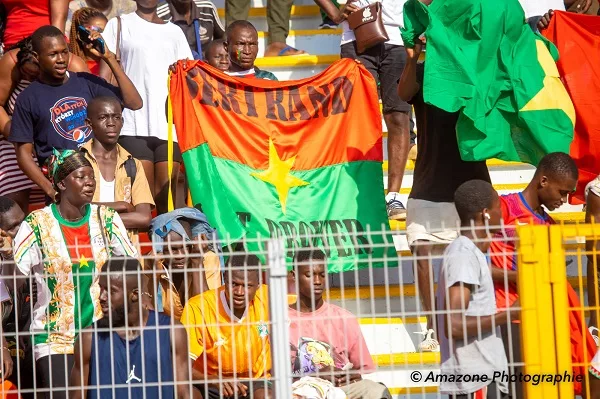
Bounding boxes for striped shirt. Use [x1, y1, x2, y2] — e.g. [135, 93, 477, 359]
[180, 285, 271, 378]
[157, 0, 224, 54]
[0, 80, 38, 197]
[13, 204, 137, 360]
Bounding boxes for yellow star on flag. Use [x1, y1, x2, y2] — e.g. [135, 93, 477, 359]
[251, 139, 309, 214]
[520, 40, 575, 125]
[79, 255, 90, 269]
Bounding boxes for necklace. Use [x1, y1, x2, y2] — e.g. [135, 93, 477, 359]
[57, 205, 84, 222]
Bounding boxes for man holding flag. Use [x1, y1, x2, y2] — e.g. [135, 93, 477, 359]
[169, 55, 396, 271]
[397, 35, 491, 352]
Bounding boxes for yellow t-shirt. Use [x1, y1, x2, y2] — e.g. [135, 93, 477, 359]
[180, 285, 271, 379]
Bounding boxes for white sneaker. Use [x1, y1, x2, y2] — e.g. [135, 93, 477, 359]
[415, 329, 440, 352]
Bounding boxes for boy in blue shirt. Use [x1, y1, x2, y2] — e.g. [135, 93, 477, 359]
[9, 25, 142, 202]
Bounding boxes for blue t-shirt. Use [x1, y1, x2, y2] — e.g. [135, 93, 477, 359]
[9, 72, 120, 163]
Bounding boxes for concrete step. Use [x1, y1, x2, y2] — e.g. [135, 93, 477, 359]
[365, 369, 440, 395]
[374, 352, 440, 369]
[389, 211, 586, 232]
[392, 388, 439, 399]
[256, 29, 342, 56]
[255, 54, 336, 80]
[393, 165, 536, 191]
[217, 5, 326, 31]
[362, 320, 442, 394]
[359, 317, 429, 354]
[388, 158, 532, 173]
[391, 209, 585, 254]
[327, 278, 590, 316]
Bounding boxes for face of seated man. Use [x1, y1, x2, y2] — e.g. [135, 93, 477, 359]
[296, 261, 327, 308]
[224, 269, 260, 318]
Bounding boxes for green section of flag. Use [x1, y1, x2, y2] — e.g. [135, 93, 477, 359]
[401, 0, 574, 165]
[183, 144, 397, 272]
[73, 264, 96, 333]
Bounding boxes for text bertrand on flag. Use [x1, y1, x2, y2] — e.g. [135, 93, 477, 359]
[189, 68, 354, 121]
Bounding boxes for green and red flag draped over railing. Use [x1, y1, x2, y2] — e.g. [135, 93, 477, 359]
[169, 59, 397, 271]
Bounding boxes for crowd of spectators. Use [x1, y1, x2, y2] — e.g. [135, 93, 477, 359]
[0, 0, 599, 398]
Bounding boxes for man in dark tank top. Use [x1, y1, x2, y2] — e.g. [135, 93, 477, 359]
[69, 257, 201, 399]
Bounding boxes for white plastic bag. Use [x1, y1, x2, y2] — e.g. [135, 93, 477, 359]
[292, 376, 347, 399]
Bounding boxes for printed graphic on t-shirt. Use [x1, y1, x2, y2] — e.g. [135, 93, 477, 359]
[50, 96, 91, 143]
[198, 25, 208, 41]
[290, 337, 350, 376]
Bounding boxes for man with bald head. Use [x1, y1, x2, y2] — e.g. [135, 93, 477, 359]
[224, 20, 278, 80]
[80, 96, 154, 235]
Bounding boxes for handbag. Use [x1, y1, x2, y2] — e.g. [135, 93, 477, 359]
[347, 2, 389, 54]
[108, 16, 122, 86]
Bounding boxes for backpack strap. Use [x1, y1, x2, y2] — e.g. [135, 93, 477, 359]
[124, 157, 137, 183]
[193, 19, 203, 60]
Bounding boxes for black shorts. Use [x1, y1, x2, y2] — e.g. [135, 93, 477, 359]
[340, 42, 411, 114]
[36, 354, 74, 399]
[118, 136, 183, 164]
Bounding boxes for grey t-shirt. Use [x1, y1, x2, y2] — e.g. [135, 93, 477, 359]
[436, 236, 508, 395]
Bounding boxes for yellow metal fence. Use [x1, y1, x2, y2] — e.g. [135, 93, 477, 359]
[517, 224, 599, 398]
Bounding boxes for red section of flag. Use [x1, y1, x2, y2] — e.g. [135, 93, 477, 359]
[567, 283, 597, 395]
[543, 11, 600, 204]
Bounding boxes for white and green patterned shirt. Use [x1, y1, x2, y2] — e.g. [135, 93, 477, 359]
[13, 204, 137, 360]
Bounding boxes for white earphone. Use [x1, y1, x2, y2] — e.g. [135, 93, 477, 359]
[484, 213, 491, 220]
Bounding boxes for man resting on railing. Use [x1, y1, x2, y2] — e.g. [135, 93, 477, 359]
[70, 257, 199, 399]
[288, 249, 392, 399]
[180, 253, 273, 399]
[490, 152, 597, 397]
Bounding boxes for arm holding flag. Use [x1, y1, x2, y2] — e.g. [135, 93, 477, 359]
[400, 0, 430, 48]
[397, 42, 423, 102]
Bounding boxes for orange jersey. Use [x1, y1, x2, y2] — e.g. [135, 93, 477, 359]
[180, 285, 271, 379]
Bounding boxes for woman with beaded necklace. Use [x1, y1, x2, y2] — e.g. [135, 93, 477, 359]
[11, 149, 137, 398]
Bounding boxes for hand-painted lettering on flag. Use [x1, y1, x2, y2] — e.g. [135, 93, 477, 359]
[236, 212, 371, 258]
[187, 68, 354, 121]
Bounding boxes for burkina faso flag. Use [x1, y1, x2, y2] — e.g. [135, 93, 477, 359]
[169, 59, 397, 271]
